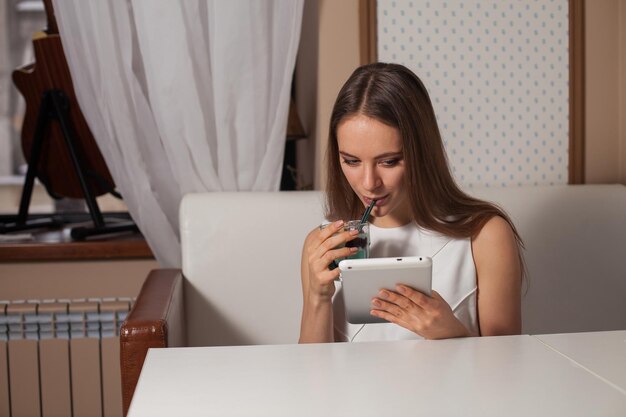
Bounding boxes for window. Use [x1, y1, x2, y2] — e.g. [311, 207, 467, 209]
[0, 0, 127, 216]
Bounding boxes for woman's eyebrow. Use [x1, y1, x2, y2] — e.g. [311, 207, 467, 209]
[339, 151, 403, 159]
[339, 151, 358, 158]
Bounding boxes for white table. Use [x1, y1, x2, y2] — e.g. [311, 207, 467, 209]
[128, 333, 626, 417]
[534, 330, 626, 394]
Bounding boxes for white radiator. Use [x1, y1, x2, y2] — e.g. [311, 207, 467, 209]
[0, 298, 132, 417]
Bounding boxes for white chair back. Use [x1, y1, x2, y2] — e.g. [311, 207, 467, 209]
[470, 185, 626, 334]
[180, 185, 626, 346]
[180, 191, 325, 346]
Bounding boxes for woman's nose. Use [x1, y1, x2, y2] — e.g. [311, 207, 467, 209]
[363, 165, 381, 191]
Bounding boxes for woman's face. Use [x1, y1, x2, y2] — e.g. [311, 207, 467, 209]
[336, 114, 411, 227]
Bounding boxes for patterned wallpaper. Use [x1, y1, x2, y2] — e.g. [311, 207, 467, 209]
[377, 0, 570, 187]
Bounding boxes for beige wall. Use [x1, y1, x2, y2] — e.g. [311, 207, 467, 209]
[297, 0, 361, 190]
[302, 0, 626, 187]
[0, 259, 157, 300]
[314, 0, 361, 190]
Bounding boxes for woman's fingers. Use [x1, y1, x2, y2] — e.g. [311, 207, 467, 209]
[319, 229, 359, 253]
[395, 285, 432, 308]
[309, 245, 355, 280]
[371, 297, 409, 318]
[311, 224, 359, 270]
[306, 219, 361, 300]
[370, 308, 411, 327]
[316, 267, 341, 285]
[319, 246, 357, 268]
[317, 220, 345, 244]
[377, 288, 424, 311]
[370, 289, 426, 329]
[429, 290, 445, 301]
[308, 246, 356, 299]
[316, 220, 360, 250]
[371, 287, 468, 339]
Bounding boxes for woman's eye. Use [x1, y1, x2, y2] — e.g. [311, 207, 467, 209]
[342, 159, 360, 166]
[380, 159, 400, 167]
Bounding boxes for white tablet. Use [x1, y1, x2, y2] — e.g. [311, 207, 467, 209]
[338, 256, 432, 324]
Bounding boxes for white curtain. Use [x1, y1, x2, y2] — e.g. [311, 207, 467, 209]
[52, 0, 304, 267]
[0, 0, 11, 176]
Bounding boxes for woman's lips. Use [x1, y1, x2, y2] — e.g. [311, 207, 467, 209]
[364, 195, 387, 206]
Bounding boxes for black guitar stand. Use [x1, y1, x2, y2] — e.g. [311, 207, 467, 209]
[0, 89, 139, 240]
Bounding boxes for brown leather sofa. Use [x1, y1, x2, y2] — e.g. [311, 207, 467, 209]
[120, 270, 185, 416]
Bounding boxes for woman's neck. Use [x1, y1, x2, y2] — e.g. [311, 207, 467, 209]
[370, 215, 412, 228]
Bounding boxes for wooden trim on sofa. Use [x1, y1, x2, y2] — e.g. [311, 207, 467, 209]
[120, 269, 185, 416]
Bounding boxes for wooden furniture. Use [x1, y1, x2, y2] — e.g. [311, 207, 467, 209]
[0, 227, 152, 261]
[126, 332, 626, 417]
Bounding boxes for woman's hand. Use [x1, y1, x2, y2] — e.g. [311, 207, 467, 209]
[304, 220, 359, 301]
[370, 286, 469, 340]
[299, 220, 359, 343]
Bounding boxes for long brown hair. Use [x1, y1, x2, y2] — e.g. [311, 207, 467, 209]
[325, 63, 525, 267]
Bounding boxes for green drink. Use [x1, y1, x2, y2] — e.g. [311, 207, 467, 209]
[343, 220, 369, 259]
[320, 220, 370, 269]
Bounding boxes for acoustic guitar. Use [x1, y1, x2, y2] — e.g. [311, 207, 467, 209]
[4, 0, 138, 239]
[12, 0, 115, 200]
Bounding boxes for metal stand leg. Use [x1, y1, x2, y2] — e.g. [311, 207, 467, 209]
[0, 89, 139, 239]
[47, 90, 138, 240]
[0, 91, 62, 233]
[49, 90, 105, 227]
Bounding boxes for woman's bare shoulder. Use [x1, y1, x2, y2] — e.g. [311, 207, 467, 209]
[473, 215, 516, 247]
[471, 215, 520, 275]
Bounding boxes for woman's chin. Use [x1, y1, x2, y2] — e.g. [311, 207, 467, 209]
[371, 206, 388, 219]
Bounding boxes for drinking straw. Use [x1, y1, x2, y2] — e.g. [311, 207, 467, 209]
[359, 199, 377, 228]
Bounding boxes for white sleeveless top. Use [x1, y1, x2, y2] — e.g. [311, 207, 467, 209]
[333, 222, 479, 342]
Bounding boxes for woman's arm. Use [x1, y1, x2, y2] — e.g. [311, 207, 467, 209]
[471, 216, 522, 336]
[299, 221, 358, 343]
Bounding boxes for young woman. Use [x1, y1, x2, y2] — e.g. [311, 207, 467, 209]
[299, 63, 524, 343]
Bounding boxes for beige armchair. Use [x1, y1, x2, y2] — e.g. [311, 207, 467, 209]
[120, 186, 626, 415]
